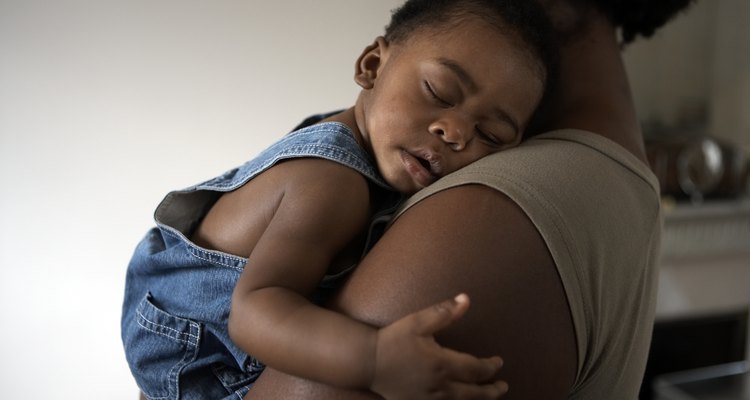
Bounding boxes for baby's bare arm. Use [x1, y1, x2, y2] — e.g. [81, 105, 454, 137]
[228, 158, 378, 388]
[228, 159, 505, 398]
[246, 185, 576, 399]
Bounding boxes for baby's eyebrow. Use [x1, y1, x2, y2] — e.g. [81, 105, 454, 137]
[436, 57, 519, 134]
[436, 57, 477, 92]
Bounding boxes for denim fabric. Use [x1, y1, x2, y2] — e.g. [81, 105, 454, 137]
[121, 117, 398, 400]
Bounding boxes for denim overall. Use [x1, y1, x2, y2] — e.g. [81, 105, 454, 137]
[121, 117, 398, 400]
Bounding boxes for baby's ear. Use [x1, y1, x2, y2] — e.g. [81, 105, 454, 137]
[354, 37, 389, 89]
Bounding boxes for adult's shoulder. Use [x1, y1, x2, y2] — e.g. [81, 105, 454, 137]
[245, 167, 580, 400]
[386, 128, 663, 397]
[396, 128, 660, 225]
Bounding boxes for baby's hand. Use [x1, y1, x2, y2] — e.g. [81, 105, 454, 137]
[370, 294, 508, 400]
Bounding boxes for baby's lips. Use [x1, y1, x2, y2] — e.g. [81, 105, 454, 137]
[419, 149, 445, 177]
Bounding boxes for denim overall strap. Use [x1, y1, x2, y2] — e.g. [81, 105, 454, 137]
[154, 121, 390, 242]
[197, 121, 387, 192]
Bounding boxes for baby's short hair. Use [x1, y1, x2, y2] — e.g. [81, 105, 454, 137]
[384, 0, 557, 87]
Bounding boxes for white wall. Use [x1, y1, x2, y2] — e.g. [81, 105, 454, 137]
[0, 1, 402, 398]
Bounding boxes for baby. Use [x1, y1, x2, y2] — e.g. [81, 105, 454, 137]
[121, 0, 555, 399]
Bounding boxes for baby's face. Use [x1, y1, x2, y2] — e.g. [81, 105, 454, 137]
[357, 15, 544, 194]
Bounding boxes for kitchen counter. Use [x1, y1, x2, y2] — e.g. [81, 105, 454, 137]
[655, 361, 750, 400]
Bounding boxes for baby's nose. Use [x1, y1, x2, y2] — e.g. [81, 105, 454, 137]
[429, 115, 473, 151]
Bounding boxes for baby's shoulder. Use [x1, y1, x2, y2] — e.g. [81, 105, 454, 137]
[263, 157, 372, 214]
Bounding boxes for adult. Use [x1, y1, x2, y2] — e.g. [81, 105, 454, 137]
[246, 0, 695, 398]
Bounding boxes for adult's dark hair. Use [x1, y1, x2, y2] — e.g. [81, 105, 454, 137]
[385, 0, 556, 88]
[594, 0, 697, 43]
[552, 0, 695, 44]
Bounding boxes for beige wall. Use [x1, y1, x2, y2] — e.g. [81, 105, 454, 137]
[623, 1, 717, 131]
[624, 0, 750, 153]
[709, 0, 750, 152]
[0, 1, 403, 398]
[622, 0, 750, 356]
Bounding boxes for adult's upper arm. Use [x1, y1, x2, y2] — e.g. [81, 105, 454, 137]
[247, 184, 577, 399]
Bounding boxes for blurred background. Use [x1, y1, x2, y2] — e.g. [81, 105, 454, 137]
[0, 1, 748, 399]
[622, 2, 750, 398]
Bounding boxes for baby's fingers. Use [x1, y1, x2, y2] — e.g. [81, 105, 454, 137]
[407, 293, 472, 336]
[441, 380, 509, 399]
[443, 352, 504, 384]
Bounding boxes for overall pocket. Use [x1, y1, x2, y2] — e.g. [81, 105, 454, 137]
[123, 293, 201, 400]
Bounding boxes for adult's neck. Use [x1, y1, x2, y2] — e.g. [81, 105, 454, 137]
[540, 10, 647, 163]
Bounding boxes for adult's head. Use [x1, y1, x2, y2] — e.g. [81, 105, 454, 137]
[538, 0, 696, 44]
[594, 0, 697, 43]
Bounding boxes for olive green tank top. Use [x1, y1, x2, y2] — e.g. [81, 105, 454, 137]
[395, 129, 662, 399]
